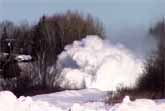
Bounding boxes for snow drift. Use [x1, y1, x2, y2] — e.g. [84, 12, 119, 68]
[33, 88, 108, 108]
[0, 90, 165, 111]
[0, 91, 63, 111]
[55, 35, 144, 91]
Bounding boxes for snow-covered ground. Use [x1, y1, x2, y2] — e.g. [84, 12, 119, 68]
[32, 88, 108, 109]
[0, 89, 165, 111]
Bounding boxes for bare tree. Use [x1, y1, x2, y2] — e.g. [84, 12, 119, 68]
[32, 16, 62, 88]
[138, 19, 165, 98]
[150, 19, 165, 97]
[49, 11, 105, 46]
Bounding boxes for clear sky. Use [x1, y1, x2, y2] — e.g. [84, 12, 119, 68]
[0, 0, 165, 25]
[0, 0, 165, 57]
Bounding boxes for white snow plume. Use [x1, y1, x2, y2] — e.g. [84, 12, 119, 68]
[55, 35, 144, 91]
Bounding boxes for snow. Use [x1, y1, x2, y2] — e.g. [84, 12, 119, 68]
[15, 55, 32, 61]
[33, 88, 108, 108]
[111, 96, 165, 111]
[0, 91, 63, 111]
[55, 35, 144, 91]
[0, 90, 165, 111]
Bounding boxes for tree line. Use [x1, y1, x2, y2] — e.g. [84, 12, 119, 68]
[0, 11, 105, 96]
[137, 19, 165, 98]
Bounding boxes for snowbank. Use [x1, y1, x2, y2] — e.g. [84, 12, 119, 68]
[0, 89, 107, 111]
[55, 35, 144, 91]
[110, 96, 165, 111]
[0, 91, 63, 111]
[0, 90, 165, 111]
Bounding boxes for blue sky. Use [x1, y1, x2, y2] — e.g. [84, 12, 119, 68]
[0, 0, 165, 57]
[0, 0, 164, 25]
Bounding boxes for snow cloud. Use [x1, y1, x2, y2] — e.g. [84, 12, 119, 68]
[55, 35, 144, 91]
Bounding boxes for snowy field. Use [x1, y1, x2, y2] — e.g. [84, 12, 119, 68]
[0, 89, 165, 111]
